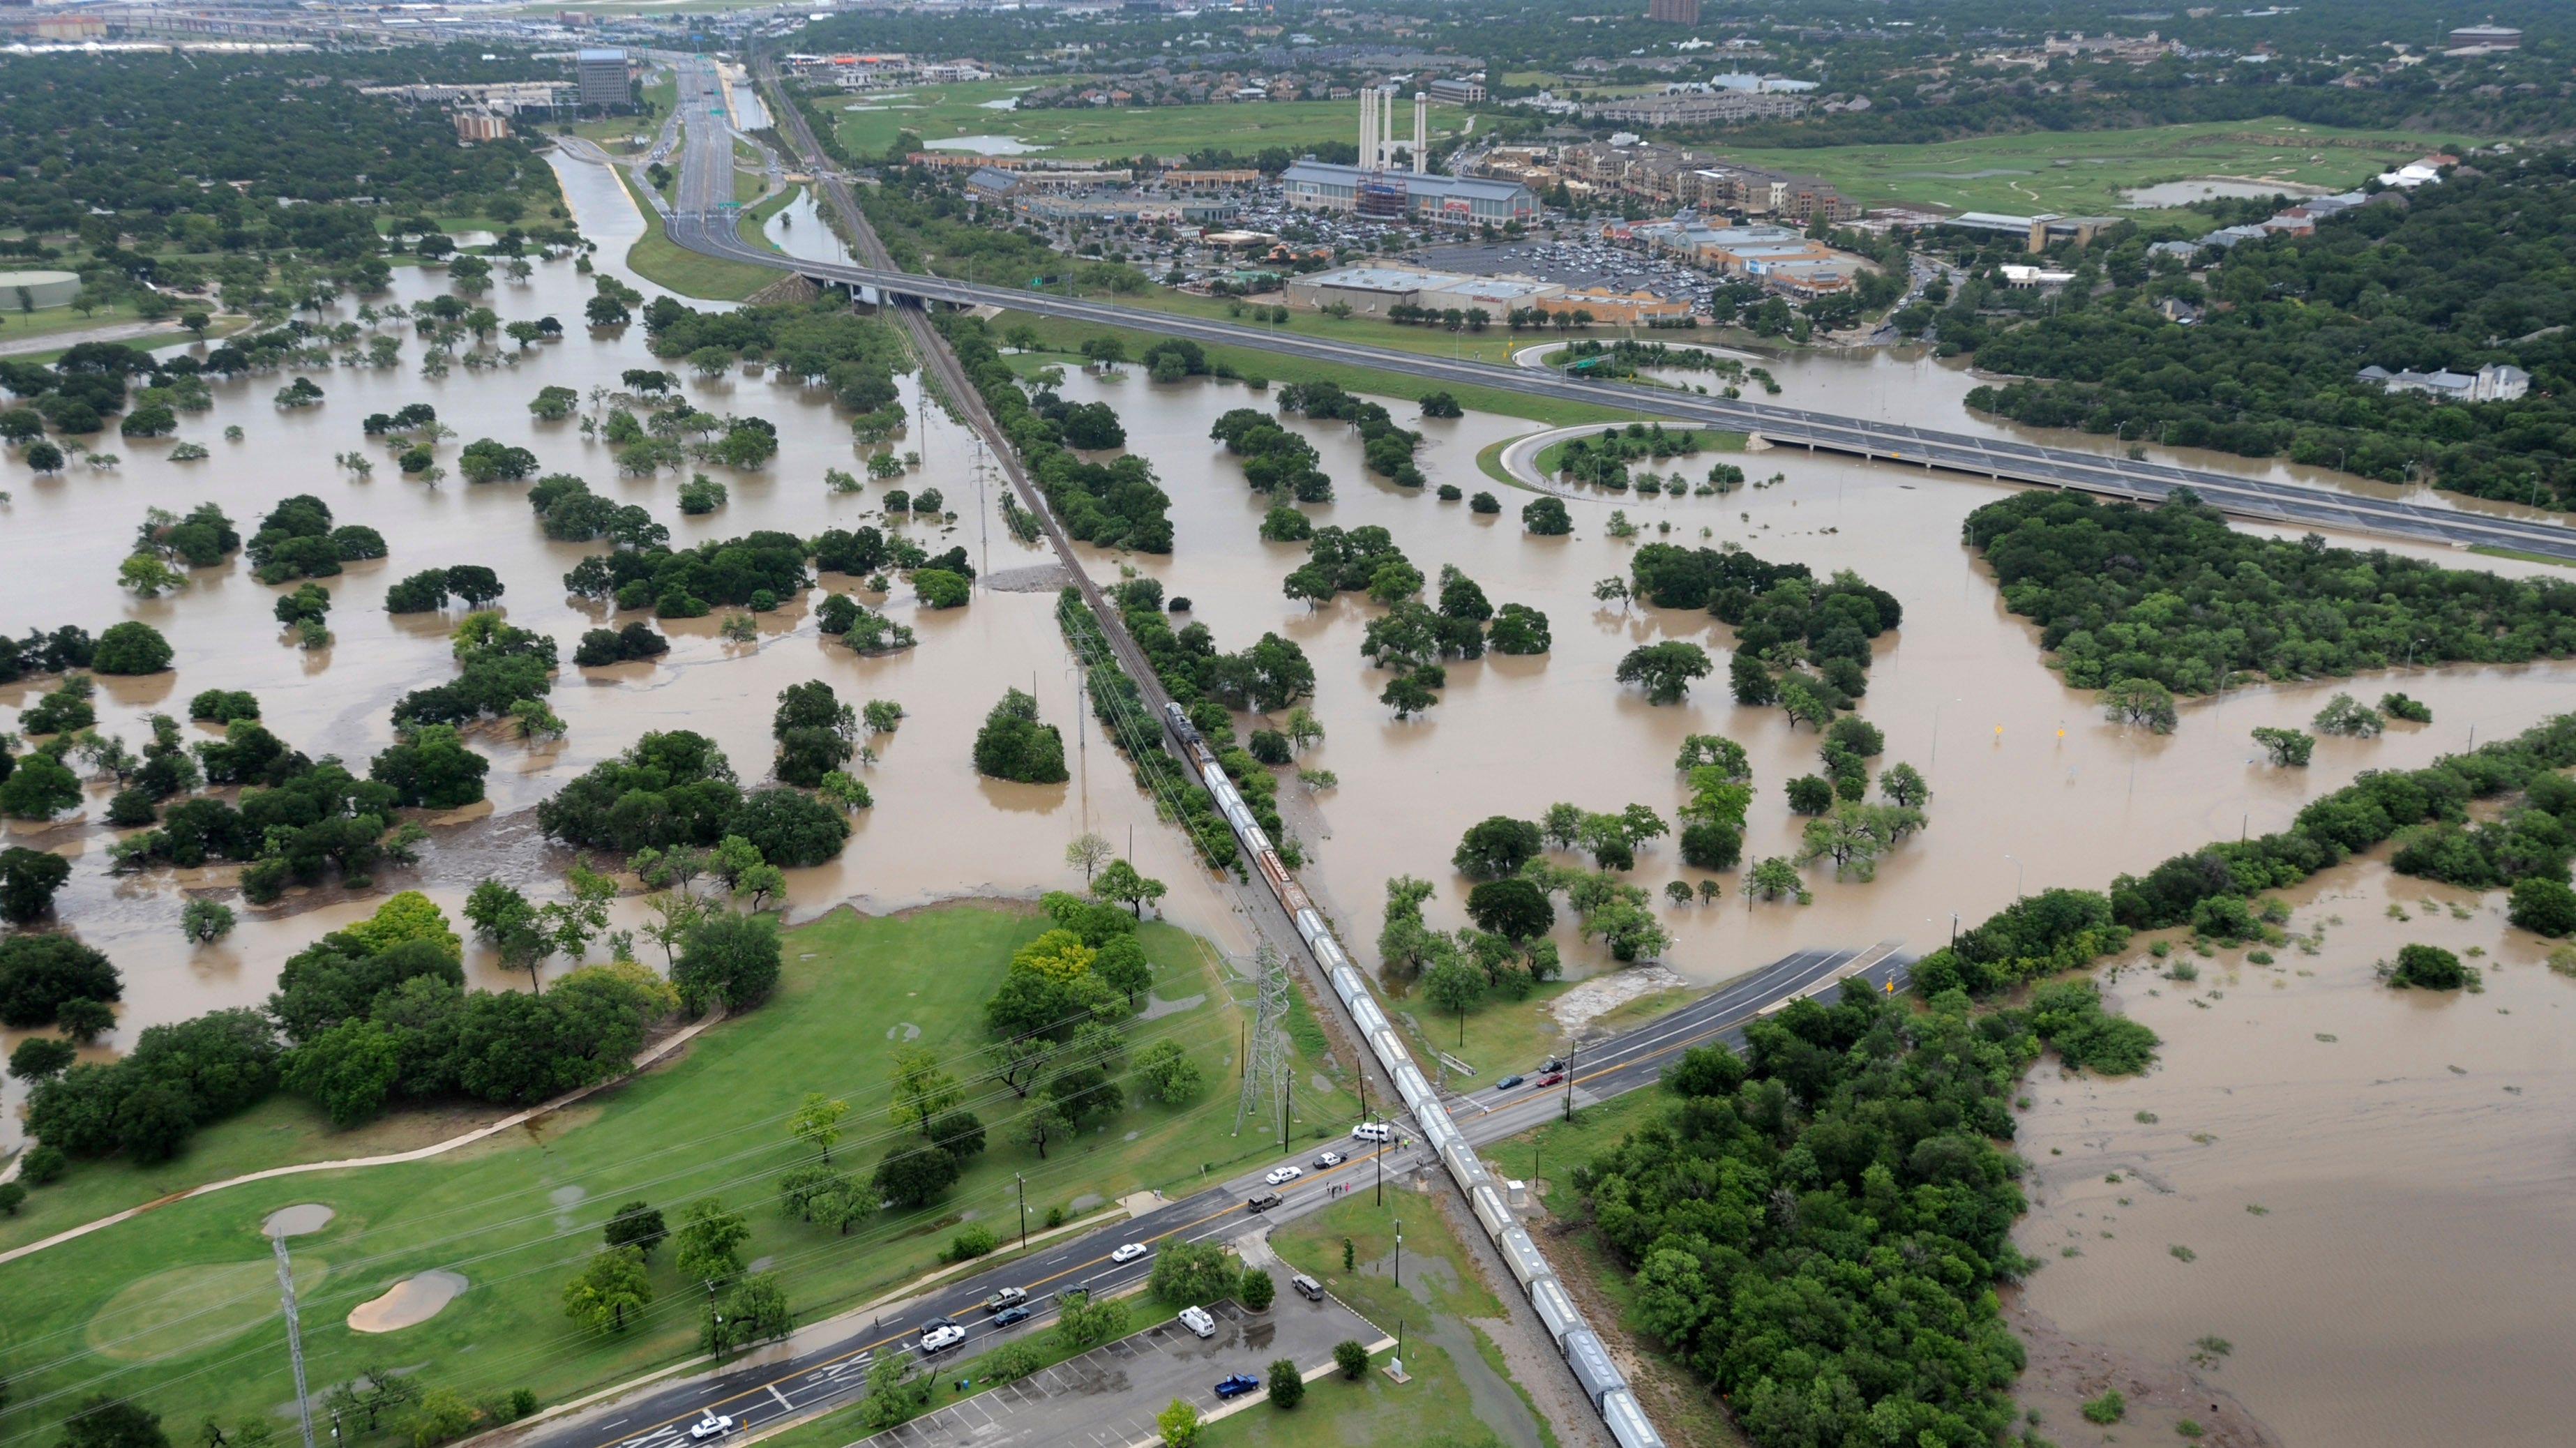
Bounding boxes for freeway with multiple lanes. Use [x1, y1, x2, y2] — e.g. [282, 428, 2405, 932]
[522, 946, 1905, 1448]
[637, 61, 2576, 562]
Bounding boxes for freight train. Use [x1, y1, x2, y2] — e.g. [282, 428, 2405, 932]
[1162, 703, 1666, 1448]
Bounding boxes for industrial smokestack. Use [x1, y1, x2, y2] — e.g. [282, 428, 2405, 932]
[1359, 88, 1375, 171]
[1413, 92, 1427, 174]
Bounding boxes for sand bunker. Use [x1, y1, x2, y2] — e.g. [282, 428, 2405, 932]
[347, 1271, 467, 1333]
[262, 1204, 336, 1237]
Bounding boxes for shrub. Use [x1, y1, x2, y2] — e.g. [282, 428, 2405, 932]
[947, 1223, 998, 1262]
[86, 621, 170, 674]
[2081, 1391, 2126, 1425]
[1267, 1358, 1304, 1409]
[1333, 1340, 1370, 1380]
[1240, 1267, 1274, 1311]
[2386, 943, 2469, 990]
[2508, 877, 2576, 937]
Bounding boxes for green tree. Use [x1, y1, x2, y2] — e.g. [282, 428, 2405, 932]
[2312, 692, 2386, 738]
[1879, 762, 1931, 807]
[1615, 641, 1713, 704]
[1150, 1237, 1240, 1305]
[1452, 815, 1542, 880]
[64, 1397, 172, 1448]
[0, 846, 70, 925]
[1154, 1398, 1200, 1448]
[972, 688, 1068, 783]
[1267, 1359, 1304, 1410]
[705, 1273, 792, 1353]
[2102, 677, 2178, 734]
[603, 1201, 666, 1258]
[672, 1198, 750, 1287]
[1424, 958, 1486, 1040]
[562, 1246, 654, 1334]
[1333, 1341, 1371, 1380]
[790, 1092, 849, 1161]
[2508, 877, 2576, 937]
[1743, 856, 1810, 905]
[1133, 1039, 1204, 1103]
[674, 911, 782, 1011]
[1092, 857, 1168, 918]
[1466, 877, 1553, 940]
[1240, 1267, 1276, 1311]
[887, 1041, 961, 1134]
[2252, 727, 2314, 766]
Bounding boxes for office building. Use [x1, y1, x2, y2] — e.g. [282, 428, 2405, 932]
[577, 49, 631, 110]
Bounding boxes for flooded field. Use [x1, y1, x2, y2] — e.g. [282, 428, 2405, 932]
[5, 146, 2573, 1445]
[2012, 856, 2576, 1447]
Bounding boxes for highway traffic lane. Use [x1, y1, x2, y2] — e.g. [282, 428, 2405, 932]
[657, 209, 2576, 557]
[546, 1145, 1426, 1448]
[859, 1297, 1378, 1448]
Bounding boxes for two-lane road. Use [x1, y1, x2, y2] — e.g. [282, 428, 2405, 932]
[522, 946, 1894, 1448]
[643, 74, 2576, 564]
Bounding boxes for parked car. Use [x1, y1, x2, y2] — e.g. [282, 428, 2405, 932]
[1291, 1273, 1325, 1302]
[1263, 1165, 1304, 1186]
[1177, 1305, 1217, 1338]
[1496, 1073, 1526, 1090]
[981, 1287, 1028, 1313]
[1351, 1121, 1394, 1142]
[1312, 1151, 1344, 1168]
[1246, 1191, 1283, 1213]
[1110, 1242, 1151, 1264]
[992, 1304, 1033, 1329]
[1214, 1374, 1263, 1399]
[919, 1324, 967, 1354]
[686, 1417, 735, 1441]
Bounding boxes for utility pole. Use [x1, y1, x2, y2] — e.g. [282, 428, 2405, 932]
[1016, 1173, 1027, 1251]
[1562, 1038, 1576, 1122]
[271, 1229, 318, 1448]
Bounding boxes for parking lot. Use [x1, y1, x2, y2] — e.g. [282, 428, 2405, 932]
[856, 1295, 1385, 1448]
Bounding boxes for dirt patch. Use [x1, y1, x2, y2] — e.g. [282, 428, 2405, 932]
[2003, 1287, 2280, 1447]
[1548, 966, 1689, 1037]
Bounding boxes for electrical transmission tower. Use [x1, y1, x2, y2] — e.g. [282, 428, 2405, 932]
[271, 1228, 318, 1448]
[1234, 944, 1292, 1142]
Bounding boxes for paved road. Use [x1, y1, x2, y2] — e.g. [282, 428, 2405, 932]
[523, 944, 1892, 1448]
[652, 69, 2576, 562]
[861, 1297, 1376, 1448]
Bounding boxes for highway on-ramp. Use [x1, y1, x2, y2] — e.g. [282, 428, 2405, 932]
[640, 71, 2576, 564]
[520, 946, 1900, 1448]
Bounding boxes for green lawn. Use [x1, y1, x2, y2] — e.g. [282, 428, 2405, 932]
[1219, 1190, 1531, 1448]
[996, 309, 1641, 430]
[613, 166, 783, 301]
[821, 85, 1452, 167]
[0, 903, 1360, 1440]
[1711, 119, 2473, 219]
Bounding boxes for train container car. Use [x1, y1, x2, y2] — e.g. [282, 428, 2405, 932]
[1528, 1274, 1580, 1348]
[1602, 1389, 1668, 1448]
[1563, 1327, 1625, 1410]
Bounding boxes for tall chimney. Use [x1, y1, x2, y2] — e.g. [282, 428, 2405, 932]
[1413, 92, 1428, 174]
[1381, 87, 1394, 169]
[1357, 89, 1373, 171]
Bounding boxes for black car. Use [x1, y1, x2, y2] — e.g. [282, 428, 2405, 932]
[992, 1304, 1033, 1328]
[1214, 1374, 1263, 1399]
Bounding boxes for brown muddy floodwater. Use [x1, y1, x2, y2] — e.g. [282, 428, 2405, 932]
[6, 150, 2573, 1438]
[2011, 854, 2576, 1447]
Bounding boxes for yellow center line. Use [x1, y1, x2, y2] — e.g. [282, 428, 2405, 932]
[628, 1148, 1396, 1437]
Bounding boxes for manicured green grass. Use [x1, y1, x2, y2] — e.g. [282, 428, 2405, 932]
[822, 85, 1457, 167]
[1270, 1189, 1502, 1329]
[1197, 1336, 1479, 1448]
[2471, 545, 2576, 568]
[1711, 119, 2471, 219]
[995, 309, 1639, 430]
[614, 167, 783, 301]
[0, 903, 1354, 1439]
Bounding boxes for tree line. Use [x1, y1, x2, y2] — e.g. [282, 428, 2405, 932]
[1945, 156, 2576, 511]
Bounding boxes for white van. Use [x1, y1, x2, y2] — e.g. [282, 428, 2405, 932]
[1350, 1121, 1394, 1143]
[1177, 1305, 1216, 1338]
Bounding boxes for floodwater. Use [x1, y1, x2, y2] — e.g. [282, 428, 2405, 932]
[2122, 179, 2332, 207]
[345, 1269, 468, 1332]
[2, 143, 2570, 1440]
[2012, 854, 2576, 1447]
[923, 135, 1049, 156]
